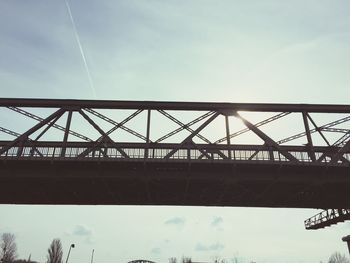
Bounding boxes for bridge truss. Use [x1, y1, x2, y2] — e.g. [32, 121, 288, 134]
[0, 98, 349, 227]
[305, 209, 350, 230]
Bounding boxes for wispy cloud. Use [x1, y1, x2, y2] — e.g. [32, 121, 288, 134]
[195, 242, 225, 252]
[211, 216, 223, 227]
[165, 217, 186, 226]
[151, 247, 162, 255]
[73, 225, 92, 236]
[68, 225, 94, 244]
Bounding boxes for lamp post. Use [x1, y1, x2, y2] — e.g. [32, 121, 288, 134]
[91, 249, 94, 263]
[65, 244, 75, 263]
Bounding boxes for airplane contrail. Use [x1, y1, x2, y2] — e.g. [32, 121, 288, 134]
[64, 0, 96, 98]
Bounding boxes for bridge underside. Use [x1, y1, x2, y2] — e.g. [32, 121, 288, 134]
[1, 159, 349, 208]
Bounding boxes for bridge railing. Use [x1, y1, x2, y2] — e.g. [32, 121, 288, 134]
[0, 142, 348, 165]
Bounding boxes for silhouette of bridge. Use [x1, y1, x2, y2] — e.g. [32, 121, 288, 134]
[0, 99, 349, 219]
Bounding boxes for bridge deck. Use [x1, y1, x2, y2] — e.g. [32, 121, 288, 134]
[1, 157, 349, 207]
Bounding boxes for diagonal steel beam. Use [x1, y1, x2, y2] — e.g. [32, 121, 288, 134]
[277, 115, 350, 144]
[317, 131, 350, 163]
[234, 112, 299, 163]
[77, 109, 141, 158]
[248, 143, 268, 161]
[193, 145, 213, 159]
[215, 112, 290, 144]
[33, 114, 62, 141]
[156, 110, 213, 143]
[329, 139, 350, 165]
[7, 106, 93, 142]
[84, 108, 146, 141]
[78, 109, 129, 158]
[0, 127, 44, 157]
[322, 128, 350, 133]
[0, 127, 21, 137]
[28, 114, 63, 158]
[307, 113, 331, 146]
[0, 108, 65, 156]
[334, 132, 350, 147]
[164, 112, 220, 159]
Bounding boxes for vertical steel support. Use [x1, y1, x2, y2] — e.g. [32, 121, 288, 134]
[144, 109, 151, 159]
[225, 115, 232, 159]
[187, 143, 191, 160]
[61, 110, 73, 157]
[302, 112, 316, 162]
[268, 146, 274, 161]
[16, 138, 26, 157]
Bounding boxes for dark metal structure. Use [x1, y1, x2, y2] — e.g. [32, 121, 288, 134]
[0, 99, 349, 220]
[304, 209, 350, 229]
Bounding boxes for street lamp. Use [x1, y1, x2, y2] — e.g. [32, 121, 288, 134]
[65, 244, 75, 263]
[91, 249, 94, 263]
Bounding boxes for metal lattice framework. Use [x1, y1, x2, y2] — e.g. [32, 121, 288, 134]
[305, 209, 350, 229]
[0, 98, 349, 164]
[0, 98, 349, 212]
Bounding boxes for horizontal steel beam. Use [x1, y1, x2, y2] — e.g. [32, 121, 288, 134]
[0, 98, 349, 113]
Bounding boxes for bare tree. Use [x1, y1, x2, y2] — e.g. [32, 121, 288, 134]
[0, 233, 17, 263]
[212, 256, 226, 263]
[181, 257, 192, 263]
[328, 252, 350, 263]
[46, 239, 63, 263]
[169, 257, 177, 263]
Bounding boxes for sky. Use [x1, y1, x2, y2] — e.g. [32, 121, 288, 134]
[0, 0, 350, 263]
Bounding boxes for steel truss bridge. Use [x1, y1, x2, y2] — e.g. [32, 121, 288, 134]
[0, 98, 349, 229]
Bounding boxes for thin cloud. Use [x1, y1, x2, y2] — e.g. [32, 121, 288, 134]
[164, 217, 186, 226]
[69, 225, 94, 244]
[211, 216, 223, 227]
[73, 225, 92, 236]
[151, 247, 162, 255]
[195, 242, 225, 252]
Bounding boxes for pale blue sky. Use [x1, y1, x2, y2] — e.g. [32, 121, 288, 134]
[0, 1, 350, 263]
